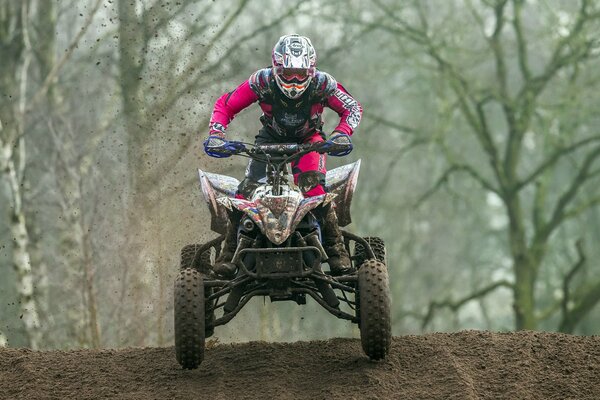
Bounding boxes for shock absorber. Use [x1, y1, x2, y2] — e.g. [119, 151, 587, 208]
[224, 234, 255, 314]
[299, 232, 340, 309]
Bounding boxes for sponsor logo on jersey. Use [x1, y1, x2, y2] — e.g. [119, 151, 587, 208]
[334, 90, 361, 129]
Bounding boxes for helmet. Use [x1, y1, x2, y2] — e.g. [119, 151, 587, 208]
[272, 34, 316, 99]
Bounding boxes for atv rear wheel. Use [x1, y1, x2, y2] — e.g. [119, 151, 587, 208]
[354, 236, 386, 268]
[174, 268, 205, 369]
[357, 259, 391, 360]
[180, 244, 212, 274]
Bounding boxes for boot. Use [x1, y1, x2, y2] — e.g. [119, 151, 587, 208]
[314, 202, 354, 276]
[213, 211, 240, 278]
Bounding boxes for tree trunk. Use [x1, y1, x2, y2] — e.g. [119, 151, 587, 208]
[117, 0, 149, 214]
[513, 259, 537, 330]
[81, 206, 101, 348]
[505, 190, 540, 330]
[35, 0, 60, 110]
[2, 140, 42, 349]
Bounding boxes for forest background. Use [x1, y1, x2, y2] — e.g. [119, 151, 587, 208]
[2, 0, 600, 349]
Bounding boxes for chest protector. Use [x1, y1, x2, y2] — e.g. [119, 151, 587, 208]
[261, 79, 323, 140]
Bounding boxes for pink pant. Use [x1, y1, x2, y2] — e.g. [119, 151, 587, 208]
[291, 133, 327, 197]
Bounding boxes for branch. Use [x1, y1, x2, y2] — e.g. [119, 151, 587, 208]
[375, 3, 495, 122]
[559, 279, 600, 333]
[540, 144, 600, 239]
[370, 2, 507, 190]
[503, 1, 598, 182]
[517, 134, 600, 191]
[517, 0, 596, 104]
[142, 0, 210, 38]
[319, 21, 377, 61]
[365, 114, 419, 135]
[488, 0, 509, 98]
[198, 0, 250, 58]
[562, 195, 600, 221]
[24, 0, 103, 114]
[474, 99, 506, 188]
[371, 0, 430, 45]
[562, 239, 586, 317]
[373, 137, 430, 206]
[421, 280, 514, 330]
[512, 0, 531, 81]
[415, 162, 500, 207]
[154, 0, 301, 116]
[557, 239, 600, 332]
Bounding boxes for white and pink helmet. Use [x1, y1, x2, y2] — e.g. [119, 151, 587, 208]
[272, 34, 316, 99]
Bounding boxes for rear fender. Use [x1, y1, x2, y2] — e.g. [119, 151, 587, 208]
[325, 159, 361, 227]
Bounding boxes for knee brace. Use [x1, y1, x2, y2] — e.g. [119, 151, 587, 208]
[237, 178, 261, 199]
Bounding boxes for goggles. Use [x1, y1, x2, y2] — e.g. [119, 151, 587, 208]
[275, 67, 314, 83]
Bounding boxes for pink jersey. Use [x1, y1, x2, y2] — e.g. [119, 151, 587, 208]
[209, 68, 362, 140]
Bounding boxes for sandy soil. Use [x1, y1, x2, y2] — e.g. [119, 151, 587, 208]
[1, 330, 599, 399]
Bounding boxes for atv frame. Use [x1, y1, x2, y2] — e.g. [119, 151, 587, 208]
[192, 230, 375, 325]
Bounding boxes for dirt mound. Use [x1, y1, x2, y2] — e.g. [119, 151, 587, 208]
[1, 330, 599, 399]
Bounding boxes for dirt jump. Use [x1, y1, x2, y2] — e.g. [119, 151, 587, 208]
[1, 330, 599, 399]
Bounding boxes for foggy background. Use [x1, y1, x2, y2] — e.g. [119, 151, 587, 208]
[1, 0, 600, 349]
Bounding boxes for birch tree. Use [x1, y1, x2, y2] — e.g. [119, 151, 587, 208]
[0, 0, 102, 348]
[1, 1, 42, 349]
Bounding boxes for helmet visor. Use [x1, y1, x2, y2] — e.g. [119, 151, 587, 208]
[276, 67, 313, 83]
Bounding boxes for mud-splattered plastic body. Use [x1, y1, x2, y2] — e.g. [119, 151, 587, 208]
[197, 160, 361, 241]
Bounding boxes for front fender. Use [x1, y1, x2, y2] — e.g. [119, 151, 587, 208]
[221, 193, 335, 245]
[198, 169, 240, 234]
[325, 159, 361, 227]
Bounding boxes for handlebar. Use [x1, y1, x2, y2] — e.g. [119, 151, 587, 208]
[220, 139, 350, 161]
[251, 143, 318, 156]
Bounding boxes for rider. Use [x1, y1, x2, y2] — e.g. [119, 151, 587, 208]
[204, 34, 363, 277]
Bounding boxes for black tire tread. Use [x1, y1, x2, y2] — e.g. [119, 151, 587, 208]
[174, 268, 205, 369]
[180, 244, 212, 273]
[357, 259, 392, 360]
[354, 236, 386, 267]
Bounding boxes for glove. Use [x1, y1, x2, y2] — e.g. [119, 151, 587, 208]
[321, 132, 353, 156]
[203, 135, 245, 158]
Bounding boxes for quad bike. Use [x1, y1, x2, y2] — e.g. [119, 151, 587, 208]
[174, 141, 391, 369]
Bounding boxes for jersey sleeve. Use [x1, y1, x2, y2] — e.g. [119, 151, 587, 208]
[209, 79, 259, 135]
[325, 82, 363, 136]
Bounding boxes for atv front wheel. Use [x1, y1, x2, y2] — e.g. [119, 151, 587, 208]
[357, 259, 391, 360]
[174, 268, 205, 369]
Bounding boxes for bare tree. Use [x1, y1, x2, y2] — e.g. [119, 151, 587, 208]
[358, 0, 600, 330]
[0, 0, 102, 348]
[116, 0, 305, 343]
[1, 1, 43, 349]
